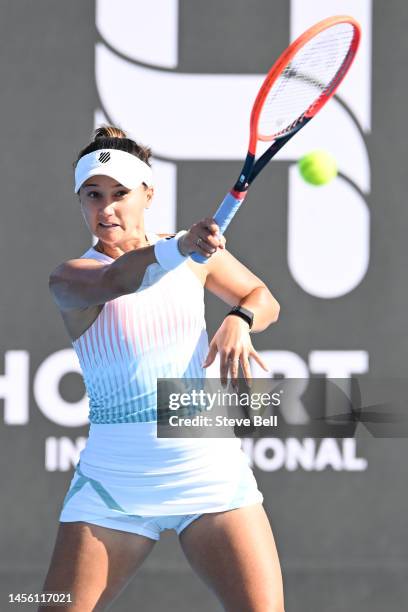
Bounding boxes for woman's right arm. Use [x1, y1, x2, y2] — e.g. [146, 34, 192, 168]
[49, 245, 157, 310]
[49, 217, 225, 311]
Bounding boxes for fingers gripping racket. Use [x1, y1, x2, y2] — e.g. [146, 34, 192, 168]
[191, 15, 361, 264]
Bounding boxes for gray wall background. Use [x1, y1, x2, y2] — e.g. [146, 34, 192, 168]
[0, 1, 407, 611]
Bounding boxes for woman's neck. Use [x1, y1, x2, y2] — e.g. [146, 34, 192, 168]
[94, 234, 151, 259]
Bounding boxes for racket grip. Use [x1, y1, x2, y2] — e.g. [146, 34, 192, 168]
[190, 191, 246, 264]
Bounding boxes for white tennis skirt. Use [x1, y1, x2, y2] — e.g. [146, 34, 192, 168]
[59, 422, 263, 519]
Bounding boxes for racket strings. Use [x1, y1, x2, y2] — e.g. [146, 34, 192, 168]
[258, 22, 355, 140]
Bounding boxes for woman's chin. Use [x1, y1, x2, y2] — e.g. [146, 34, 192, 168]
[95, 227, 123, 243]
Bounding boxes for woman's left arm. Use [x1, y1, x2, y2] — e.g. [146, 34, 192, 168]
[200, 248, 280, 386]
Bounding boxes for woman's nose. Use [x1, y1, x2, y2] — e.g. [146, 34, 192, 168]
[100, 199, 116, 214]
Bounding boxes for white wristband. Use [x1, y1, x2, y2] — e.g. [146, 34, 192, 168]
[154, 230, 188, 271]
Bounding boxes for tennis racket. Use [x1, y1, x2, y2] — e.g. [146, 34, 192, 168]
[191, 15, 361, 263]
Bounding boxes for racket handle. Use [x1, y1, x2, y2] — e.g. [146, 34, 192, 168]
[190, 191, 246, 264]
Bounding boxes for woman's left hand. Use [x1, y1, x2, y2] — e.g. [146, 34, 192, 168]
[202, 315, 269, 388]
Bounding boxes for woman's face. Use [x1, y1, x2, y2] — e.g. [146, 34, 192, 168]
[79, 174, 153, 248]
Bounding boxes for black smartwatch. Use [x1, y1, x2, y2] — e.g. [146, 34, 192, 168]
[226, 305, 254, 330]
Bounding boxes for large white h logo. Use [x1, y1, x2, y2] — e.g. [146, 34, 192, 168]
[95, 0, 371, 299]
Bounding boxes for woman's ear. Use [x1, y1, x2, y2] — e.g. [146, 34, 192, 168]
[145, 186, 154, 209]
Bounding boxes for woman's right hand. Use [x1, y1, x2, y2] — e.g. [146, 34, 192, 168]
[178, 217, 226, 258]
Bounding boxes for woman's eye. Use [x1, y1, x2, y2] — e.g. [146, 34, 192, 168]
[88, 191, 100, 199]
[115, 191, 128, 197]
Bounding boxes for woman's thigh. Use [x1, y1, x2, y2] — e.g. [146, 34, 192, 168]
[178, 503, 285, 612]
[38, 521, 156, 612]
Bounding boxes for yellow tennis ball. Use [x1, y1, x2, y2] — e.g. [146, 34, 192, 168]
[298, 149, 338, 186]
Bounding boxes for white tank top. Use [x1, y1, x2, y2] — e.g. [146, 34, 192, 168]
[72, 232, 208, 423]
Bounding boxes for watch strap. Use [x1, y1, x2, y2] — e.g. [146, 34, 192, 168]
[226, 305, 254, 329]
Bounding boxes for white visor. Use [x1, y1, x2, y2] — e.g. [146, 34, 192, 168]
[74, 149, 153, 193]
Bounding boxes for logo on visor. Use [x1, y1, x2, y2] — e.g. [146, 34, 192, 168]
[98, 151, 111, 163]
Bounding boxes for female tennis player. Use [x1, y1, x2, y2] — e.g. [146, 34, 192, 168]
[39, 126, 284, 612]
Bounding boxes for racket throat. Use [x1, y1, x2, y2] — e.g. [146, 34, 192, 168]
[234, 153, 255, 192]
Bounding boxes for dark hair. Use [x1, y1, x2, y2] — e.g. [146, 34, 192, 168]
[74, 125, 152, 167]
